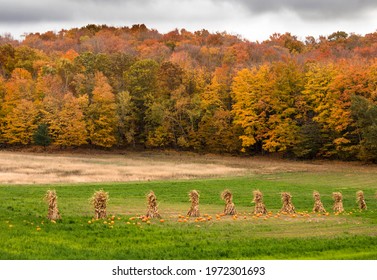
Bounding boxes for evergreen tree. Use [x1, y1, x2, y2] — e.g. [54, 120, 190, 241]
[33, 123, 51, 147]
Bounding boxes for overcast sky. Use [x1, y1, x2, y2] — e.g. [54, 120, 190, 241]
[1, 0, 377, 42]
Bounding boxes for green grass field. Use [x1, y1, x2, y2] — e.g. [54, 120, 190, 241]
[1, 171, 377, 260]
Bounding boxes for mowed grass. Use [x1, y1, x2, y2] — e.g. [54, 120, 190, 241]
[1, 172, 377, 260]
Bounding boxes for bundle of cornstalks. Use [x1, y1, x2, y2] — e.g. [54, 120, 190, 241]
[312, 191, 326, 213]
[187, 190, 200, 217]
[280, 192, 295, 214]
[91, 189, 109, 219]
[221, 189, 236, 215]
[44, 190, 61, 220]
[356, 190, 367, 210]
[146, 191, 161, 218]
[332, 192, 344, 213]
[253, 190, 267, 215]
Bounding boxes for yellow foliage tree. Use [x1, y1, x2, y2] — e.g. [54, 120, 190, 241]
[232, 62, 304, 154]
[3, 99, 38, 144]
[231, 66, 273, 151]
[262, 61, 304, 152]
[37, 74, 87, 147]
[302, 62, 358, 158]
[198, 75, 241, 153]
[52, 93, 87, 147]
[2, 69, 38, 145]
[329, 61, 369, 158]
[86, 72, 117, 148]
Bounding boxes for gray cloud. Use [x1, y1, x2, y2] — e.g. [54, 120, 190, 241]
[0, 0, 122, 23]
[219, 0, 377, 20]
[2, 0, 376, 25]
[0, 1, 73, 23]
[0, 0, 376, 41]
[0, 0, 223, 24]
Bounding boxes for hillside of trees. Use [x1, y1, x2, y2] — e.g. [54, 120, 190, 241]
[1, 24, 377, 161]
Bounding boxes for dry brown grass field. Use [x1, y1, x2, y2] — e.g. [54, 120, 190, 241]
[1, 150, 376, 184]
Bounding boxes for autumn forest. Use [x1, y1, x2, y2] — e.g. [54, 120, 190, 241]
[1, 25, 377, 161]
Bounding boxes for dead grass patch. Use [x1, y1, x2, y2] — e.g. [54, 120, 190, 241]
[2, 150, 377, 184]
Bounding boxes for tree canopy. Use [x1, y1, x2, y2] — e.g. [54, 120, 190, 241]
[1, 25, 377, 160]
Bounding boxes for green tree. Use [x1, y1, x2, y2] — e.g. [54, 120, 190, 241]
[328, 31, 348, 42]
[0, 44, 15, 78]
[33, 123, 51, 147]
[293, 121, 323, 159]
[126, 59, 159, 142]
[14, 46, 41, 76]
[107, 53, 136, 92]
[116, 91, 137, 146]
[127, 59, 159, 107]
[351, 95, 377, 162]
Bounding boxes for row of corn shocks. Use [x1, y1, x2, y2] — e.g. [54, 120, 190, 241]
[41, 189, 369, 227]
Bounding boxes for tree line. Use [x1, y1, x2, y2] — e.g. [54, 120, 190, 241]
[1, 25, 377, 161]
